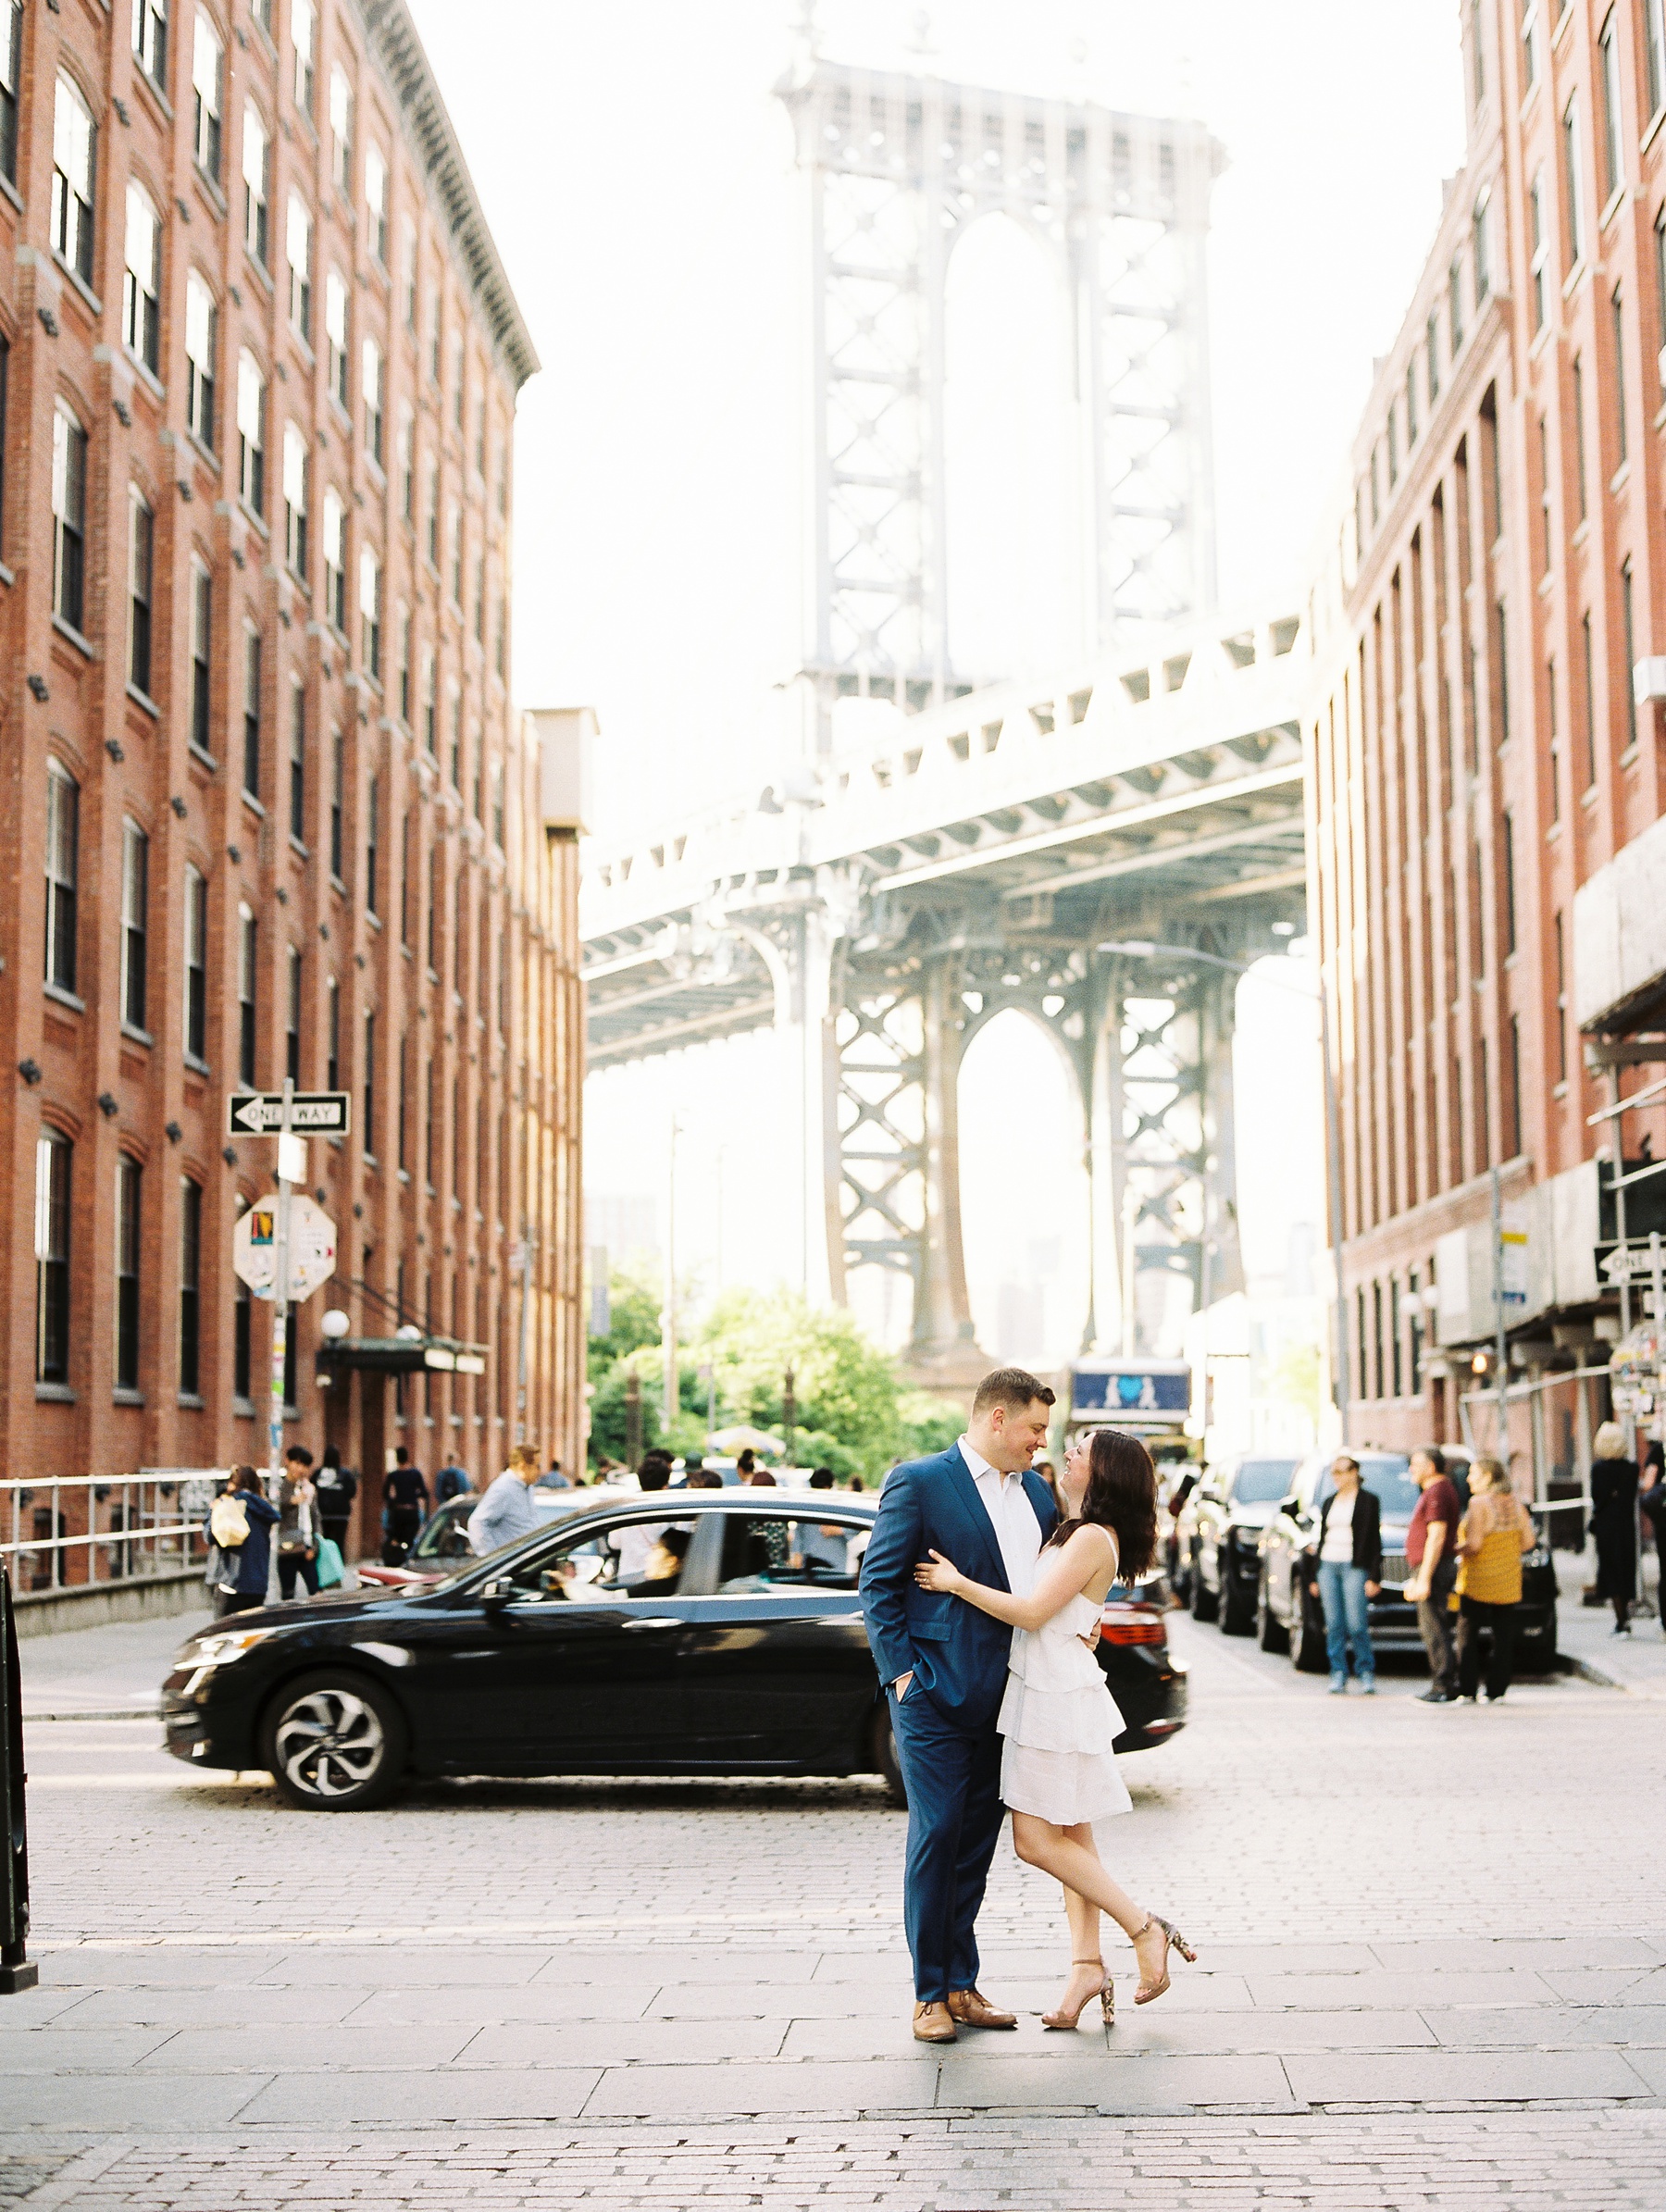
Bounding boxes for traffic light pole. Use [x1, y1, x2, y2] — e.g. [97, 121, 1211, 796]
[267, 1077, 295, 1500]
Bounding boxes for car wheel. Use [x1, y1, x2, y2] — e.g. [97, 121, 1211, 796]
[1190, 1552, 1220, 1622]
[1222, 1573, 1256, 1637]
[1291, 1580, 1329, 1673]
[261, 1671, 407, 1811]
[1257, 1571, 1288, 1653]
[872, 1705, 907, 1809]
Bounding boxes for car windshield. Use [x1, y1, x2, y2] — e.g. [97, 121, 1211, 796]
[1232, 1460, 1297, 1504]
[1316, 1454, 1419, 1518]
[411, 1499, 475, 1561]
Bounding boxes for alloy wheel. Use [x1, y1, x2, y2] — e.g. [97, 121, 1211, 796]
[273, 1687, 387, 1801]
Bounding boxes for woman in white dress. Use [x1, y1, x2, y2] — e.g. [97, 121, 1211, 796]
[914, 1426, 1195, 2029]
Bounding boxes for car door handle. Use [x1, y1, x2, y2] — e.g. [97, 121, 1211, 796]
[622, 1616, 681, 1631]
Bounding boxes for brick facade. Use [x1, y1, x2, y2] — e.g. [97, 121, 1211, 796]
[0, 0, 583, 1554]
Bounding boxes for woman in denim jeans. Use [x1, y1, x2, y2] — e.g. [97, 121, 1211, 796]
[1305, 1455, 1383, 1695]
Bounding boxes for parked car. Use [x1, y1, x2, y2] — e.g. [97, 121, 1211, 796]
[1255, 1448, 1557, 1673]
[1184, 1455, 1301, 1634]
[357, 1485, 631, 1589]
[162, 1490, 1187, 1810]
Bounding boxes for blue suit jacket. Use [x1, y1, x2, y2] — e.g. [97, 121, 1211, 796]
[859, 1445, 1059, 1730]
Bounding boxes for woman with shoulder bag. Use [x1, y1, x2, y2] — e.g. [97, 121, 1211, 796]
[1304, 1455, 1382, 1696]
[204, 1466, 279, 1617]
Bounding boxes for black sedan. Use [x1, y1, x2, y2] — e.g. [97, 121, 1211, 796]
[1255, 1449, 1558, 1672]
[1185, 1455, 1299, 1634]
[162, 1490, 1187, 1810]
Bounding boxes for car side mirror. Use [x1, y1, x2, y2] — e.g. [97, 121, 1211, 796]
[479, 1578, 512, 1603]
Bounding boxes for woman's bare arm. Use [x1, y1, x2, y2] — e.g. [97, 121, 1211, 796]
[913, 1525, 1117, 1630]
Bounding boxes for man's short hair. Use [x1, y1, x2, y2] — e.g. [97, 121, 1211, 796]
[285, 1445, 314, 1467]
[1414, 1444, 1446, 1474]
[638, 1457, 672, 1492]
[809, 1467, 835, 1488]
[972, 1367, 1056, 1419]
[395, 1447, 410, 1465]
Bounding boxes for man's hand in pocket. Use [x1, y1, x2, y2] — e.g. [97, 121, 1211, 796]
[894, 1671, 914, 1701]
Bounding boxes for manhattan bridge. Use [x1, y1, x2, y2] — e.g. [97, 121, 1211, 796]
[581, 40, 1309, 1386]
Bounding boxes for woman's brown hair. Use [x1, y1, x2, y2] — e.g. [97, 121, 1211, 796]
[1044, 1427, 1157, 1580]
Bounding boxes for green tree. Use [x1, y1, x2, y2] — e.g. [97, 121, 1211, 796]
[695, 1289, 901, 1480]
[588, 1263, 662, 1386]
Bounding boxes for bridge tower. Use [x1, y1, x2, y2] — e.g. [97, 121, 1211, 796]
[777, 41, 1224, 739]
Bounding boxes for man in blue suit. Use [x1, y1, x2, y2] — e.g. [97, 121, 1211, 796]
[859, 1367, 1059, 2043]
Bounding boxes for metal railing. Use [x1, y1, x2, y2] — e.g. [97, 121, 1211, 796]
[1, 1470, 219, 1596]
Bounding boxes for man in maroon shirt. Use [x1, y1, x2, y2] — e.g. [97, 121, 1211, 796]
[1403, 1446, 1462, 1703]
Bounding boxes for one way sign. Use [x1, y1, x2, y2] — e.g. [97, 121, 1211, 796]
[226, 1090, 353, 1137]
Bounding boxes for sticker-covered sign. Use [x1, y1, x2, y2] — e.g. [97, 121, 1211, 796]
[231, 1194, 338, 1301]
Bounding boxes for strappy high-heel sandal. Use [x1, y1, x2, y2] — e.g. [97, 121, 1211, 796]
[1042, 1957, 1113, 2031]
[1131, 1915, 1197, 2006]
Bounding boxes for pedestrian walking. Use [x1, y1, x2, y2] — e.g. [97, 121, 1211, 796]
[382, 1448, 429, 1564]
[1403, 1446, 1462, 1702]
[1640, 1441, 1666, 1609]
[434, 1460, 471, 1505]
[539, 1457, 573, 1488]
[205, 1466, 279, 1617]
[1589, 1423, 1639, 1636]
[1453, 1456, 1535, 1702]
[277, 1447, 321, 1602]
[466, 1445, 544, 1557]
[315, 1446, 357, 1558]
[1304, 1454, 1382, 1695]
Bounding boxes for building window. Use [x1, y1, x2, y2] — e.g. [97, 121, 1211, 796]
[1564, 97, 1585, 270]
[1404, 360, 1417, 448]
[1494, 600, 1509, 739]
[360, 546, 381, 679]
[1508, 1016, 1523, 1158]
[421, 646, 436, 753]
[52, 74, 95, 285]
[292, 0, 315, 114]
[1529, 172, 1548, 333]
[289, 676, 306, 839]
[51, 403, 86, 632]
[1502, 810, 1517, 956]
[326, 973, 340, 1090]
[323, 487, 346, 632]
[429, 294, 441, 383]
[454, 871, 466, 993]
[1612, 289, 1628, 464]
[0, 0, 18, 185]
[189, 560, 211, 756]
[1655, 209, 1666, 369]
[1469, 0, 1484, 109]
[452, 330, 465, 428]
[1538, 417, 1552, 577]
[326, 268, 349, 408]
[1554, 911, 1569, 1080]
[238, 903, 256, 1083]
[1522, 0, 1539, 87]
[193, 7, 222, 180]
[1448, 256, 1464, 354]
[184, 273, 218, 449]
[34, 1131, 71, 1385]
[234, 1276, 252, 1400]
[1472, 194, 1490, 304]
[1581, 609, 1598, 787]
[283, 421, 309, 574]
[329, 727, 344, 877]
[124, 185, 161, 370]
[400, 219, 417, 329]
[329, 64, 353, 193]
[120, 819, 148, 1031]
[1650, 0, 1666, 119]
[0, 335, 8, 556]
[131, 0, 168, 89]
[1573, 353, 1588, 518]
[129, 489, 154, 696]
[426, 459, 440, 566]
[116, 1156, 142, 1393]
[400, 809, 412, 943]
[366, 144, 388, 264]
[449, 507, 463, 603]
[363, 338, 383, 466]
[366, 775, 380, 917]
[287, 193, 312, 342]
[398, 1031, 408, 1169]
[238, 352, 266, 513]
[397, 606, 411, 722]
[397, 409, 414, 520]
[449, 688, 462, 790]
[491, 760, 504, 851]
[44, 760, 78, 994]
[242, 628, 262, 798]
[425, 1058, 436, 1184]
[1622, 558, 1639, 752]
[242, 102, 269, 264]
[286, 943, 302, 1084]
[179, 1176, 203, 1396]
[364, 1010, 377, 1155]
[1599, 9, 1622, 203]
[184, 863, 207, 1061]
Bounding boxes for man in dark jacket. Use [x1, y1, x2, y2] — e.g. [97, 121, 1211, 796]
[315, 1448, 358, 1557]
[382, 1448, 429, 1564]
[205, 1466, 280, 1616]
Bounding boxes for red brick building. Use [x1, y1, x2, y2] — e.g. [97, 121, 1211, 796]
[1309, 0, 1666, 1457]
[0, 0, 584, 1551]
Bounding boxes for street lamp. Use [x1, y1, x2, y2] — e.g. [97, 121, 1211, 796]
[1097, 938, 1351, 1447]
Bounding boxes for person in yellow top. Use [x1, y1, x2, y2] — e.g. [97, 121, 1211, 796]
[1453, 1457, 1535, 1704]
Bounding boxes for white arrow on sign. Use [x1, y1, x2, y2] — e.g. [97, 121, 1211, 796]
[227, 1091, 352, 1137]
[232, 1194, 338, 1302]
[1603, 1247, 1662, 1281]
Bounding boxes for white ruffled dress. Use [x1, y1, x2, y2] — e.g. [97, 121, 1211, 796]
[998, 1588, 1133, 1825]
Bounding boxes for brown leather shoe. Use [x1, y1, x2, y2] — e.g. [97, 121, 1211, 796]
[913, 1999, 957, 2043]
[946, 1986, 1017, 2030]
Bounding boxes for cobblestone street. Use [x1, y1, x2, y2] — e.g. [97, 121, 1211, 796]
[7, 1609, 1666, 2206]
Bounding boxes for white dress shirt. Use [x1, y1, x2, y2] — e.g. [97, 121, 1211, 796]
[958, 1435, 1042, 1597]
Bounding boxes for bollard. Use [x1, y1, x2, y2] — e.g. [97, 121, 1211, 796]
[0, 1560, 35, 1993]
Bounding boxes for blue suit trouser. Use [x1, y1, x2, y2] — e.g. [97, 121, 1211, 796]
[889, 1684, 1004, 2003]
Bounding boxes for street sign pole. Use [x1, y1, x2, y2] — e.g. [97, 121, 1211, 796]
[267, 1077, 294, 1500]
[1491, 1165, 1510, 1460]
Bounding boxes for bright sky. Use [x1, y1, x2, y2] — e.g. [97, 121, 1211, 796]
[408, 0, 1466, 1362]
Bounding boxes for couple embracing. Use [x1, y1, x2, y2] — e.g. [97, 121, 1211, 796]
[858, 1366, 1195, 2043]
